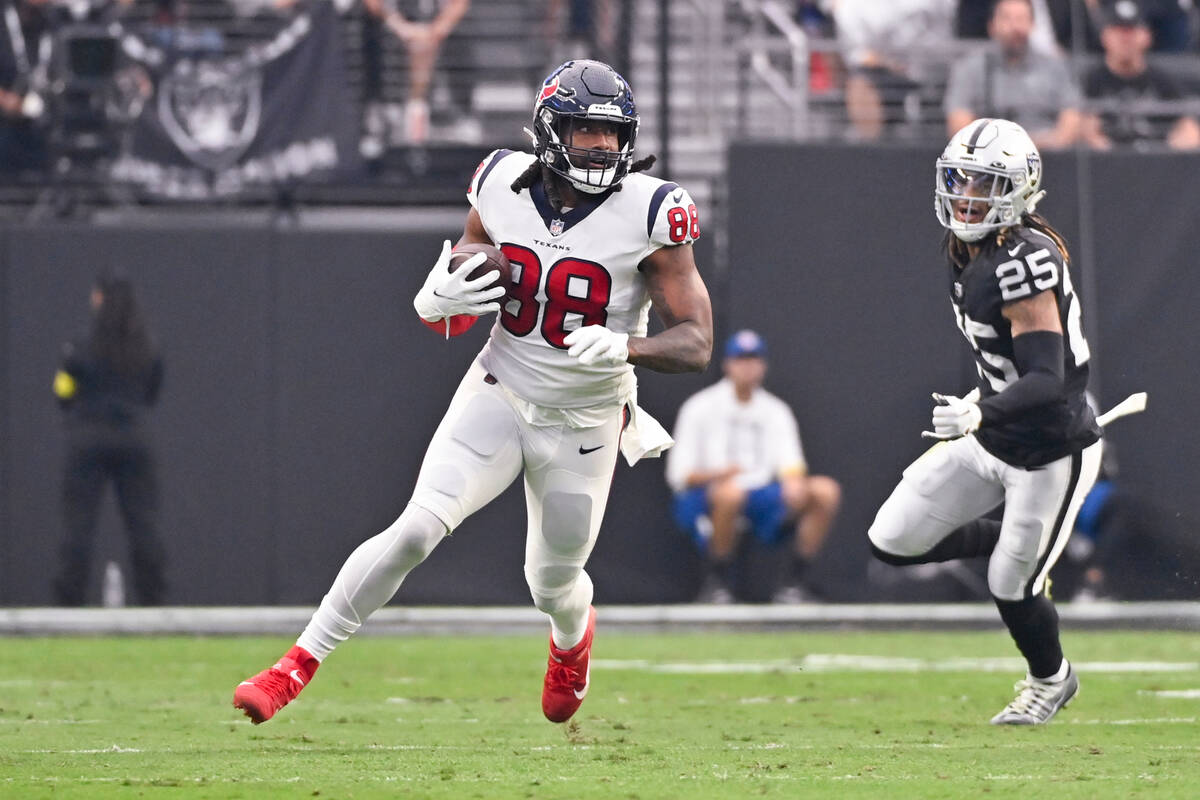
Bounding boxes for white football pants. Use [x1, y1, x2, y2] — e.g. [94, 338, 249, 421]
[868, 435, 1102, 601]
[298, 360, 624, 659]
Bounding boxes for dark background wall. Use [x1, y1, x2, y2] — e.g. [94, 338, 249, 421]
[726, 144, 1197, 597]
[1, 145, 1195, 605]
[0, 212, 713, 606]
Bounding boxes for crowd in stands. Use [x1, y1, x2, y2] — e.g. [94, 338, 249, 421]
[803, 0, 1200, 149]
[2, 0, 1199, 186]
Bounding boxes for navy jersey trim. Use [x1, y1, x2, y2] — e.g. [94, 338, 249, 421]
[647, 182, 679, 238]
[530, 179, 613, 235]
[475, 149, 514, 196]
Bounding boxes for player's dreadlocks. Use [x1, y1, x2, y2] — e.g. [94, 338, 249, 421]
[943, 211, 1073, 272]
[1019, 212, 1073, 264]
[510, 155, 658, 212]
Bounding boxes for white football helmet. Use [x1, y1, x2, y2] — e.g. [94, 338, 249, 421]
[935, 118, 1045, 242]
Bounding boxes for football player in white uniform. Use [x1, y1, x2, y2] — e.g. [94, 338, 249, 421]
[234, 59, 713, 725]
[869, 119, 1101, 725]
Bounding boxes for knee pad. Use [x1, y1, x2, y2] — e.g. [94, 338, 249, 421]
[384, 505, 447, 568]
[539, 490, 593, 556]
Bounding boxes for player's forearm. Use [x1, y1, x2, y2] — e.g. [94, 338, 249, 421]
[977, 331, 1065, 427]
[626, 320, 711, 373]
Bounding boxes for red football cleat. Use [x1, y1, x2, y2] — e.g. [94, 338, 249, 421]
[233, 645, 320, 724]
[542, 606, 596, 723]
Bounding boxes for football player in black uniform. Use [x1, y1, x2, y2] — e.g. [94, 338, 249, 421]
[869, 118, 1102, 725]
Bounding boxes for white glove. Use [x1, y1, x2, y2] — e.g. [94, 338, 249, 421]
[564, 325, 629, 367]
[922, 388, 982, 441]
[413, 239, 506, 322]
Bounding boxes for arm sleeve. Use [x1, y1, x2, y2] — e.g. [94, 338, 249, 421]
[977, 329, 1065, 427]
[665, 398, 702, 493]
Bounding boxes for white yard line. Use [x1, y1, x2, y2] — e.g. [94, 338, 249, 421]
[1140, 689, 1200, 698]
[593, 654, 1200, 674]
[1070, 717, 1198, 725]
[0, 719, 104, 725]
[18, 745, 142, 754]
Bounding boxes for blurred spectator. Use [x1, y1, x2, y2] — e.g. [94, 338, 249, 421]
[944, 0, 1083, 147]
[1054, 439, 1200, 600]
[0, 0, 59, 174]
[832, 0, 956, 140]
[1120, 0, 1195, 51]
[545, 0, 620, 68]
[138, 0, 225, 55]
[667, 330, 841, 604]
[796, 1, 837, 94]
[957, 0, 1061, 54]
[1038, 0, 1196, 53]
[362, 0, 470, 146]
[52, 274, 166, 606]
[1081, 0, 1200, 149]
[796, 0, 834, 34]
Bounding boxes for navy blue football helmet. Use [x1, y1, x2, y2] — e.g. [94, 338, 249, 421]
[531, 59, 639, 194]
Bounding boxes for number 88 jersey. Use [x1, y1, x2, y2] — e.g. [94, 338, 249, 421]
[466, 148, 700, 411]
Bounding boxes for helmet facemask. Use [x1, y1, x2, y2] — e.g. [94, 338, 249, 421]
[536, 109, 637, 194]
[935, 165, 1024, 242]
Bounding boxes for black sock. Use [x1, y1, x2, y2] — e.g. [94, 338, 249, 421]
[787, 554, 808, 586]
[709, 557, 736, 587]
[994, 594, 1065, 680]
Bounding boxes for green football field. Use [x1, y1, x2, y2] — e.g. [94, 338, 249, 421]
[2, 630, 1199, 799]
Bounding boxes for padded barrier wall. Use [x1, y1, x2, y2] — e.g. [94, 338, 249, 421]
[1, 145, 1195, 604]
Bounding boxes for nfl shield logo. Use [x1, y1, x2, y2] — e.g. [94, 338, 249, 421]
[550, 218, 565, 236]
[954, 282, 963, 299]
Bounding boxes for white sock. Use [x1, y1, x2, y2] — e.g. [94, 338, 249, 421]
[1034, 659, 1070, 684]
[296, 504, 447, 661]
[544, 571, 593, 651]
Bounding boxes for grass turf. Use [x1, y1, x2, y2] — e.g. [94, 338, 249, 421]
[2, 630, 1199, 798]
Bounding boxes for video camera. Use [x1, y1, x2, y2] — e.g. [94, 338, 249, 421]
[49, 24, 122, 161]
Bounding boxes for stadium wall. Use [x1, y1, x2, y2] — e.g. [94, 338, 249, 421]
[0, 145, 1195, 606]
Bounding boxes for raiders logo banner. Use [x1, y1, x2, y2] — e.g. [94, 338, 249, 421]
[111, 2, 360, 199]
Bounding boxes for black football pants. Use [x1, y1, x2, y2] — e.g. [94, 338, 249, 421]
[55, 437, 165, 605]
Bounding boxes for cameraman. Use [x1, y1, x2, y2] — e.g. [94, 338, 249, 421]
[0, 0, 61, 173]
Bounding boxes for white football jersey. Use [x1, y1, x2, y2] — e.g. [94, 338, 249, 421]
[467, 149, 700, 411]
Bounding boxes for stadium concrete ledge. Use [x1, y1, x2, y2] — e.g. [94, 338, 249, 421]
[2, 602, 1199, 635]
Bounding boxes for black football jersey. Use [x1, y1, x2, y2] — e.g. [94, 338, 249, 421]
[948, 226, 1100, 467]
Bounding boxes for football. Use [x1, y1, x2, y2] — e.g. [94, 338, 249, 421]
[450, 242, 512, 291]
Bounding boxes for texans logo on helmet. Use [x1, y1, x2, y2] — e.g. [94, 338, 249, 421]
[538, 77, 559, 104]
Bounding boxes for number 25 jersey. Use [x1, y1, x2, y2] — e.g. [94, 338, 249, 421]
[950, 226, 1100, 467]
[467, 149, 700, 411]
